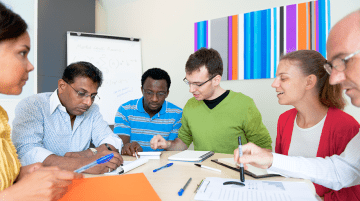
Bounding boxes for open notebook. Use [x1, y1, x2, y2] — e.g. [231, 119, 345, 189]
[104, 158, 149, 175]
[212, 158, 282, 178]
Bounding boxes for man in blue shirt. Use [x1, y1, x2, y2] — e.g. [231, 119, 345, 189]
[114, 68, 182, 155]
[12, 62, 123, 174]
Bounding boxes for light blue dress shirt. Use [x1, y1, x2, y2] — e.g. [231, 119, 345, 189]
[12, 90, 123, 166]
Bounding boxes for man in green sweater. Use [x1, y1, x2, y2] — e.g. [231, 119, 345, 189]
[150, 48, 272, 154]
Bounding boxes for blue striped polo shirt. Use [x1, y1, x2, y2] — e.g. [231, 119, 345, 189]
[114, 97, 182, 151]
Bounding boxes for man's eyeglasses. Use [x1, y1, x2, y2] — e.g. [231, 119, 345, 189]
[324, 50, 360, 75]
[143, 89, 167, 98]
[65, 81, 100, 102]
[183, 75, 216, 87]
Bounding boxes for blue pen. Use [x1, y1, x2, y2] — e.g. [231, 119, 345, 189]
[74, 153, 114, 173]
[153, 163, 173, 172]
[178, 177, 192, 196]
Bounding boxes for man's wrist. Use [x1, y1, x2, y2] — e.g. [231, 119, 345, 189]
[166, 141, 171, 149]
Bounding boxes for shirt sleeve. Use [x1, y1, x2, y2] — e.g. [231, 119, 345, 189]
[90, 104, 123, 151]
[168, 113, 182, 141]
[269, 132, 360, 190]
[242, 99, 272, 150]
[113, 105, 131, 137]
[177, 108, 192, 147]
[12, 97, 55, 166]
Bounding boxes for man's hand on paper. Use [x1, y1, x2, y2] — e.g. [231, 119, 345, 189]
[234, 142, 273, 170]
[121, 142, 143, 156]
[150, 135, 169, 150]
[85, 150, 123, 174]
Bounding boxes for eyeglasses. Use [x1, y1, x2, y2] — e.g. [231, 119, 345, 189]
[324, 50, 360, 75]
[183, 75, 216, 87]
[143, 89, 167, 98]
[65, 81, 100, 102]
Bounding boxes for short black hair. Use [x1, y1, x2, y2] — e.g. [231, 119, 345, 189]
[0, 2, 28, 42]
[62, 61, 103, 88]
[185, 48, 223, 78]
[141, 68, 171, 91]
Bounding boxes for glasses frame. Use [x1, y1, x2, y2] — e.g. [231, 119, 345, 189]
[324, 50, 360, 74]
[183, 75, 216, 87]
[65, 81, 100, 101]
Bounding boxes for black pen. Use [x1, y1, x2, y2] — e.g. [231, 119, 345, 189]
[238, 136, 245, 182]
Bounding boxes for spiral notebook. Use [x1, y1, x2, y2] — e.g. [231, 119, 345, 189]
[168, 150, 214, 162]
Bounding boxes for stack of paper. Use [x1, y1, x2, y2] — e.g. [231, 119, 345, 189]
[138, 151, 162, 159]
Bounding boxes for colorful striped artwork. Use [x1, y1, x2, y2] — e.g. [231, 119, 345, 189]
[194, 0, 330, 80]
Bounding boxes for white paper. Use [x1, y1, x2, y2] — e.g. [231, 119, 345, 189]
[194, 177, 317, 201]
[168, 150, 211, 161]
[104, 158, 148, 175]
[138, 152, 161, 159]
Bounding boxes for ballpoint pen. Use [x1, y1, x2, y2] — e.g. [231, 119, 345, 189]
[153, 163, 173, 172]
[135, 151, 139, 159]
[238, 136, 245, 182]
[178, 177, 192, 196]
[74, 153, 114, 173]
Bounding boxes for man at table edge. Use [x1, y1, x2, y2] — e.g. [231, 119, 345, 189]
[234, 9, 360, 191]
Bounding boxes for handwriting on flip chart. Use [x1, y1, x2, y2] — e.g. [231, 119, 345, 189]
[67, 32, 142, 124]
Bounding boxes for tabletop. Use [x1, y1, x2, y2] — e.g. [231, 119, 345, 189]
[86, 151, 316, 201]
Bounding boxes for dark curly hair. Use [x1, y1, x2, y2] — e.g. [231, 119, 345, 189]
[141, 68, 171, 91]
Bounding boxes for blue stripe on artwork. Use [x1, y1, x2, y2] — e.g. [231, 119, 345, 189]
[253, 11, 261, 79]
[274, 7, 277, 77]
[198, 21, 206, 49]
[327, 0, 331, 38]
[319, 0, 326, 57]
[244, 13, 251, 79]
[252, 11, 257, 79]
[250, 12, 255, 79]
[266, 9, 271, 78]
[260, 10, 267, 79]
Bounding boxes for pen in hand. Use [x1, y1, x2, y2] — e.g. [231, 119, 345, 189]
[238, 136, 245, 182]
[74, 153, 114, 173]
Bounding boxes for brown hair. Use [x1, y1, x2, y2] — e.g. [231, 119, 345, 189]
[0, 3, 28, 42]
[280, 50, 345, 110]
[185, 48, 223, 77]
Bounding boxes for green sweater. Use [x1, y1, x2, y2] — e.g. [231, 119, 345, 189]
[178, 90, 272, 154]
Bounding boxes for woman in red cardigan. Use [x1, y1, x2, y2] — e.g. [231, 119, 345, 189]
[272, 50, 360, 201]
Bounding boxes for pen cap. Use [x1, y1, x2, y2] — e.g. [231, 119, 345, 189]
[238, 136, 242, 145]
[178, 189, 184, 196]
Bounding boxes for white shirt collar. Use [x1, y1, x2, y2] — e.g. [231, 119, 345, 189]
[50, 89, 67, 114]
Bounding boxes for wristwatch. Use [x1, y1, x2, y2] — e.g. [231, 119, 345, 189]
[89, 148, 97, 155]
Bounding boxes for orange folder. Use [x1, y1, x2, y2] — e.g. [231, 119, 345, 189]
[59, 173, 161, 201]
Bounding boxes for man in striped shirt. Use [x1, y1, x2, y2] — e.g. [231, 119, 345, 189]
[114, 68, 182, 156]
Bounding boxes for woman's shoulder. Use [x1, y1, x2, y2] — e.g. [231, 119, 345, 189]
[327, 107, 359, 124]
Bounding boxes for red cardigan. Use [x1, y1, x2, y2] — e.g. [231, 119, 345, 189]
[276, 107, 360, 201]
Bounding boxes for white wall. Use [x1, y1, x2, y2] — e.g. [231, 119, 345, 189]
[95, 0, 360, 150]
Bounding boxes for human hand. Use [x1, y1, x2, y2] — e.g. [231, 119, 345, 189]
[121, 142, 143, 156]
[150, 134, 169, 150]
[16, 162, 43, 182]
[9, 166, 83, 201]
[84, 150, 123, 174]
[64, 149, 92, 158]
[234, 142, 273, 169]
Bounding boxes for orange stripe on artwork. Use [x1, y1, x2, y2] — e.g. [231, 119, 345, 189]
[232, 15, 238, 80]
[298, 3, 306, 50]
